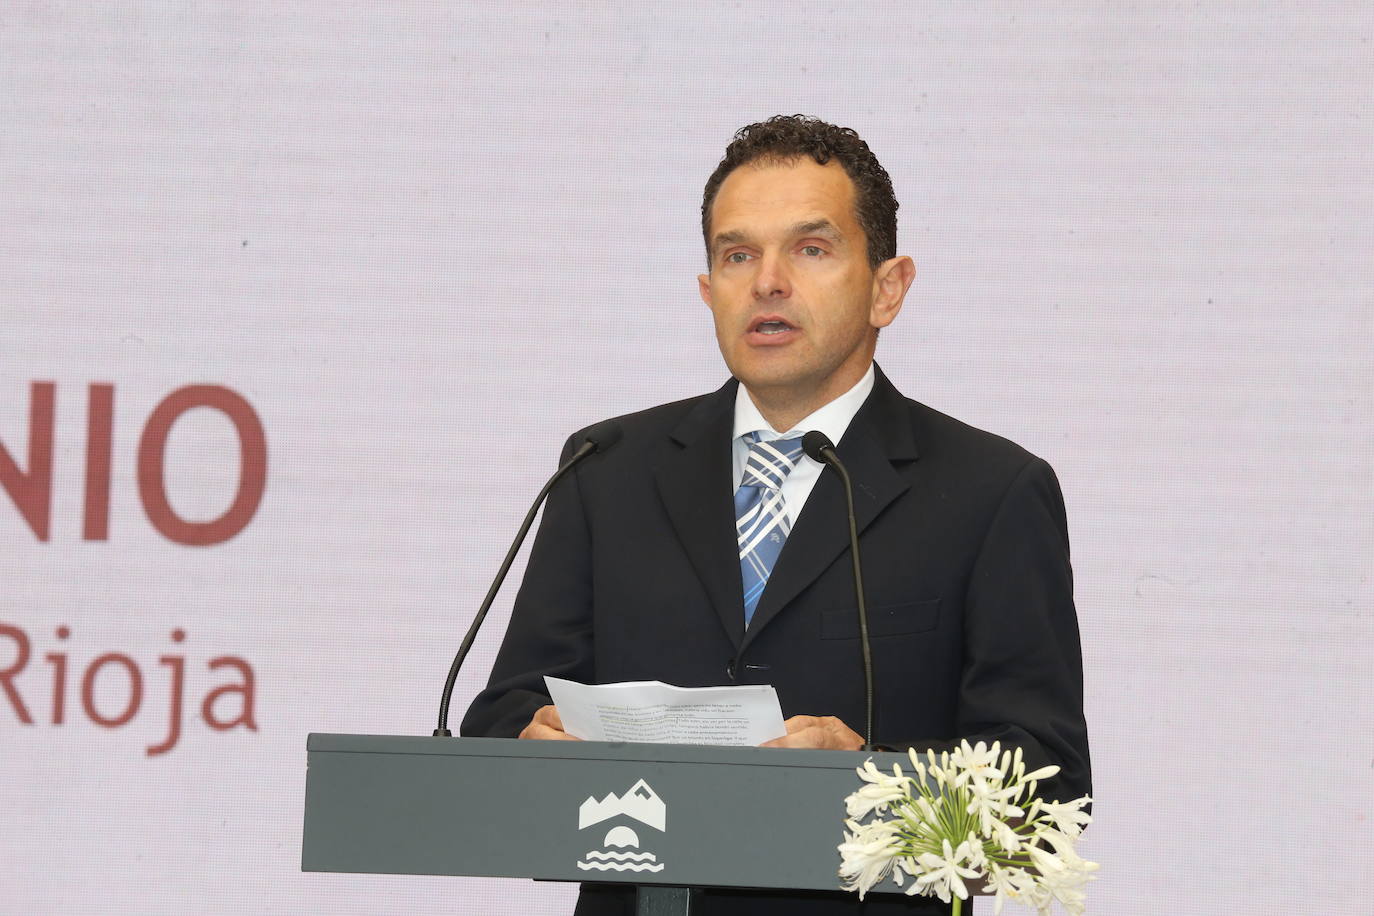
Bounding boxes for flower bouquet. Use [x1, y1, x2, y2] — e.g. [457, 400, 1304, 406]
[838, 740, 1097, 915]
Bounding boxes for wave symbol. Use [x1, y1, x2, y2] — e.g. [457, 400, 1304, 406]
[583, 850, 657, 862]
[577, 860, 666, 872]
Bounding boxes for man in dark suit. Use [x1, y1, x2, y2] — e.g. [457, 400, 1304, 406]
[462, 115, 1090, 914]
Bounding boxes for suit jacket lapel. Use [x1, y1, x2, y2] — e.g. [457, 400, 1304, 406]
[654, 380, 746, 649]
[741, 366, 920, 650]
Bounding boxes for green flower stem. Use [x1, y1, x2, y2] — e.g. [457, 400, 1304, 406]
[951, 896, 962, 916]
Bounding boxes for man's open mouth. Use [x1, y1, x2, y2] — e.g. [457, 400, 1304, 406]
[750, 317, 796, 335]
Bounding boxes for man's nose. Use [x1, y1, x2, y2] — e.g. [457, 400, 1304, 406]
[752, 252, 791, 299]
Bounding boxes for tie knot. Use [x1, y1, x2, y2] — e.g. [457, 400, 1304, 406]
[741, 435, 805, 491]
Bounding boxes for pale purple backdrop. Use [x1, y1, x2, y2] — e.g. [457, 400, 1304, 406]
[2, 3, 1371, 913]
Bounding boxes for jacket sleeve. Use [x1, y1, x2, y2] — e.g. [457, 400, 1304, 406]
[952, 455, 1091, 803]
[882, 456, 1091, 806]
[459, 434, 597, 738]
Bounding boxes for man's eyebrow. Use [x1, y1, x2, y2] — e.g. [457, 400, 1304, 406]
[710, 229, 749, 252]
[792, 219, 842, 240]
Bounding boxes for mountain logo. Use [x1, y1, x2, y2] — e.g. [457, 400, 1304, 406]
[575, 778, 666, 873]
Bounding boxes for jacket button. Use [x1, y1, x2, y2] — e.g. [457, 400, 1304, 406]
[726, 658, 737, 680]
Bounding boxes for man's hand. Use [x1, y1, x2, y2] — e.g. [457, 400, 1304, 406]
[518, 704, 581, 741]
[761, 715, 863, 750]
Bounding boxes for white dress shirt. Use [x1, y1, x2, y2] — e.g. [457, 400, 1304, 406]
[730, 363, 876, 526]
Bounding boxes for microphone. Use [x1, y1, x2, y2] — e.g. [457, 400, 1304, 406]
[801, 430, 876, 752]
[433, 419, 623, 736]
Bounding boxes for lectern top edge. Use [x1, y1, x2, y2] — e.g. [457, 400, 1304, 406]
[306, 732, 915, 772]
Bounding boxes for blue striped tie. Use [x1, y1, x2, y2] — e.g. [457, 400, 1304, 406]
[735, 434, 805, 626]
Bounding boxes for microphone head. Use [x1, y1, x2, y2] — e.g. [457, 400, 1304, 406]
[582, 419, 624, 453]
[801, 430, 835, 463]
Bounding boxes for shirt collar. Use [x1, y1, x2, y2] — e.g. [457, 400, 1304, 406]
[732, 362, 876, 446]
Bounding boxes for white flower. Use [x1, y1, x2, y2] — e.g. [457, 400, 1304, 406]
[1021, 763, 1060, 784]
[1034, 797, 1093, 838]
[1026, 841, 1066, 879]
[965, 775, 1023, 835]
[910, 838, 980, 904]
[1047, 879, 1089, 916]
[1027, 839, 1096, 916]
[1023, 881, 1056, 916]
[846, 782, 907, 818]
[992, 818, 1023, 853]
[984, 863, 1039, 915]
[837, 818, 903, 898]
[893, 852, 918, 882]
[950, 739, 1004, 787]
[854, 757, 905, 785]
[1036, 828, 1101, 876]
[918, 748, 954, 786]
[906, 747, 928, 781]
[963, 835, 988, 872]
[845, 759, 911, 818]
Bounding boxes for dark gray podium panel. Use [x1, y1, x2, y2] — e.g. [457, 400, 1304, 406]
[303, 734, 917, 893]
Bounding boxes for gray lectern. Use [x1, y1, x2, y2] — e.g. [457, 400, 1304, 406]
[302, 734, 922, 914]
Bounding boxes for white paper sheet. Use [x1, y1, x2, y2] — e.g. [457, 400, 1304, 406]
[543, 676, 788, 746]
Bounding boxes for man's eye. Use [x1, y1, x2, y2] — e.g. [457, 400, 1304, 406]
[726, 252, 750, 263]
[801, 246, 824, 257]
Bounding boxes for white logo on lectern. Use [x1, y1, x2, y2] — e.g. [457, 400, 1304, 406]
[575, 778, 666, 873]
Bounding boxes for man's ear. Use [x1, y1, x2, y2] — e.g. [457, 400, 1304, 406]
[698, 273, 713, 308]
[870, 256, 915, 329]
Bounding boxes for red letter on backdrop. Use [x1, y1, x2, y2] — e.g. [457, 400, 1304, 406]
[0, 382, 56, 541]
[137, 385, 267, 546]
[201, 656, 258, 732]
[0, 622, 35, 724]
[83, 383, 115, 541]
[81, 652, 144, 727]
[146, 630, 187, 757]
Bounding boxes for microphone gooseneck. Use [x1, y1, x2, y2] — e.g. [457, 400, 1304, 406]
[801, 430, 876, 752]
[433, 420, 623, 736]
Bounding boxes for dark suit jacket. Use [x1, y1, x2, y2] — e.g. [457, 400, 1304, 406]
[462, 366, 1090, 915]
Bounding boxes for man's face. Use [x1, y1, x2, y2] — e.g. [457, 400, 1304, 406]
[698, 158, 906, 419]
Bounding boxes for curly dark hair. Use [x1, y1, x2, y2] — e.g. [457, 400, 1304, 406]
[701, 114, 898, 270]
